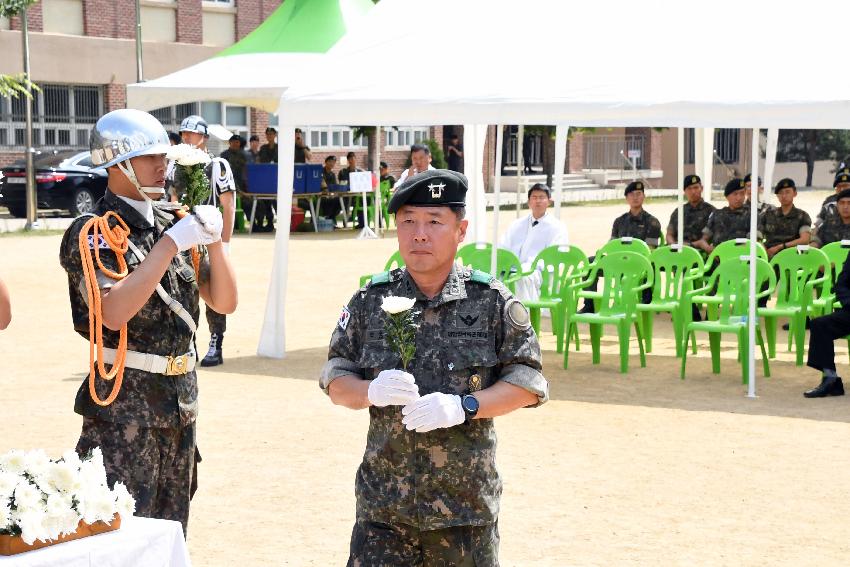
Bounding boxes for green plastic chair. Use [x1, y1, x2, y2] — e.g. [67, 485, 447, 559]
[521, 244, 589, 353]
[813, 241, 850, 363]
[577, 238, 652, 310]
[757, 246, 828, 366]
[680, 257, 775, 385]
[456, 243, 522, 291]
[637, 245, 704, 357]
[352, 180, 392, 230]
[693, 239, 768, 319]
[358, 250, 406, 287]
[564, 251, 653, 374]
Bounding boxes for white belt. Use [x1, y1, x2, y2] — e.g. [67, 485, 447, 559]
[101, 347, 196, 376]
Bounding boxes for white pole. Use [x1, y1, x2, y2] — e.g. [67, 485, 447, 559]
[677, 128, 684, 247]
[747, 128, 759, 398]
[516, 125, 524, 218]
[764, 128, 779, 206]
[553, 124, 569, 220]
[373, 125, 382, 235]
[491, 125, 504, 274]
[702, 128, 715, 206]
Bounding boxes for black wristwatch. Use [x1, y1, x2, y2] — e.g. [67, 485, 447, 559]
[461, 394, 479, 422]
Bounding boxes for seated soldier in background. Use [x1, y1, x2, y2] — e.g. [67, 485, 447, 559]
[666, 174, 715, 248]
[758, 178, 811, 258]
[816, 169, 850, 224]
[319, 155, 340, 222]
[611, 181, 663, 247]
[692, 178, 752, 253]
[812, 188, 850, 248]
[745, 173, 772, 215]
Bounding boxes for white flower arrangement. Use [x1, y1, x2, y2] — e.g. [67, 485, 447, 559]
[381, 296, 418, 370]
[0, 448, 135, 546]
[166, 144, 211, 167]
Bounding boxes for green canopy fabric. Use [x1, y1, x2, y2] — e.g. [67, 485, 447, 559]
[217, 0, 375, 57]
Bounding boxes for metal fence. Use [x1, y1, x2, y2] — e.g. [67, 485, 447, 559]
[683, 128, 741, 165]
[0, 84, 102, 150]
[583, 134, 645, 169]
[504, 131, 543, 167]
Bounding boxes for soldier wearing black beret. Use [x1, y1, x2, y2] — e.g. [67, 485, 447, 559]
[323, 169, 548, 565]
[744, 173, 772, 215]
[758, 177, 811, 258]
[667, 174, 716, 248]
[692, 178, 753, 253]
[610, 181, 662, 247]
[811, 187, 850, 248]
[815, 169, 850, 224]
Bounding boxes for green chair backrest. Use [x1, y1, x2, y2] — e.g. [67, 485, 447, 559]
[528, 244, 589, 301]
[769, 246, 829, 310]
[821, 241, 850, 285]
[595, 237, 652, 259]
[456, 243, 522, 284]
[704, 257, 774, 323]
[592, 251, 653, 316]
[706, 239, 768, 267]
[384, 250, 405, 271]
[649, 245, 705, 302]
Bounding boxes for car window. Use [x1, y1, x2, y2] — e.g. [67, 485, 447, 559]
[76, 155, 93, 167]
[32, 151, 78, 168]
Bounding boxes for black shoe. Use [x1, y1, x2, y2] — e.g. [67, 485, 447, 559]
[804, 376, 844, 398]
[200, 333, 223, 367]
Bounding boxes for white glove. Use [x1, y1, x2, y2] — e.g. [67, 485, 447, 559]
[401, 392, 465, 433]
[368, 370, 419, 407]
[192, 205, 224, 237]
[222, 241, 230, 256]
[164, 207, 222, 252]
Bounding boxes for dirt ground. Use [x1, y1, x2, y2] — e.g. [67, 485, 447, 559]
[2, 190, 850, 566]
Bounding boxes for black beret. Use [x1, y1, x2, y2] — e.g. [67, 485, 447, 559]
[388, 169, 467, 213]
[837, 188, 850, 201]
[683, 174, 701, 189]
[724, 178, 745, 196]
[834, 171, 850, 187]
[774, 178, 796, 193]
[743, 173, 762, 186]
[624, 181, 644, 196]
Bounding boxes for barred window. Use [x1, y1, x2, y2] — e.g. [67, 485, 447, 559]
[683, 128, 740, 165]
[385, 127, 429, 149]
[301, 126, 367, 150]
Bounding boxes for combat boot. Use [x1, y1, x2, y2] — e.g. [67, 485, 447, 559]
[803, 375, 844, 398]
[200, 333, 223, 367]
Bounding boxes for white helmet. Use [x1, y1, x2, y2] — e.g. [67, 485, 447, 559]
[179, 115, 209, 137]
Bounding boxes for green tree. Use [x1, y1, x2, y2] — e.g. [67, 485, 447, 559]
[776, 130, 850, 186]
[0, 0, 41, 99]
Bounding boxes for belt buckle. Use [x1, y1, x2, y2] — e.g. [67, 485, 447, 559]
[165, 354, 189, 375]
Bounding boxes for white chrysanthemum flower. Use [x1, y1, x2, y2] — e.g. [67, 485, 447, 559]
[78, 485, 116, 525]
[13, 480, 43, 512]
[0, 499, 11, 530]
[78, 461, 107, 492]
[0, 471, 18, 500]
[112, 482, 136, 519]
[381, 296, 416, 315]
[60, 449, 82, 471]
[0, 449, 27, 475]
[46, 461, 82, 495]
[15, 508, 49, 545]
[167, 143, 211, 167]
[22, 449, 51, 479]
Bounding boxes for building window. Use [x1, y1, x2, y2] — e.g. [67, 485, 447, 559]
[301, 126, 367, 150]
[42, 0, 84, 36]
[385, 127, 429, 149]
[203, 0, 234, 5]
[714, 128, 740, 164]
[151, 101, 249, 153]
[0, 84, 102, 150]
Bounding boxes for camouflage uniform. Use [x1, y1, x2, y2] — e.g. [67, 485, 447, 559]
[60, 190, 205, 533]
[811, 214, 850, 247]
[611, 209, 663, 247]
[758, 205, 812, 248]
[817, 194, 838, 224]
[172, 152, 234, 336]
[321, 265, 547, 567]
[667, 200, 716, 244]
[702, 206, 756, 245]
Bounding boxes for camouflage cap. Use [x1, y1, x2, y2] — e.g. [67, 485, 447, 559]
[624, 180, 644, 196]
[774, 177, 796, 193]
[724, 178, 746, 196]
[683, 174, 701, 190]
[388, 169, 467, 213]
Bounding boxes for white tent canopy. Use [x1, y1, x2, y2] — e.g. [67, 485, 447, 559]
[258, 0, 844, 398]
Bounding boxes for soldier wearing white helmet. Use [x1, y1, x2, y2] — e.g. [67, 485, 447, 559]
[173, 114, 237, 367]
[59, 108, 238, 533]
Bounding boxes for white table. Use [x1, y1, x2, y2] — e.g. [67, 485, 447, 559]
[0, 516, 191, 567]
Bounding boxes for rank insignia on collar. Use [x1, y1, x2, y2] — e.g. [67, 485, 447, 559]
[428, 182, 445, 199]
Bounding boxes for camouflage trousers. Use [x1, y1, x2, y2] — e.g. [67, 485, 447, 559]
[76, 417, 196, 535]
[206, 304, 226, 335]
[347, 520, 499, 567]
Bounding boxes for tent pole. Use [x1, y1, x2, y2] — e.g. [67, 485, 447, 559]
[677, 128, 684, 248]
[764, 128, 779, 205]
[703, 128, 715, 206]
[258, 121, 295, 358]
[373, 125, 382, 236]
[491, 125, 504, 273]
[747, 127, 759, 398]
[553, 124, 569, 220]
[516, 126, 524, 218]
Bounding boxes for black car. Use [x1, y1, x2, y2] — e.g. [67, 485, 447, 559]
[0, 150, 107, 218]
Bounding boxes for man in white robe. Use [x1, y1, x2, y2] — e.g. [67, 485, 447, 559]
[499, 183, 569, 303]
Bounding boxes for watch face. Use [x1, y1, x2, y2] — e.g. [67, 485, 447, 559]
[462, 395, 479, 414]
